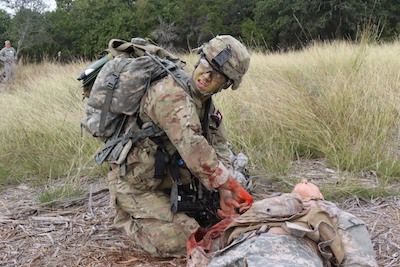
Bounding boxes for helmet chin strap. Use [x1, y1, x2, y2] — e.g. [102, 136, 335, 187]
[210, 83, 226, 95]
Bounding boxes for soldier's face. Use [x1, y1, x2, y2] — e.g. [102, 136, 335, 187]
[192, 56, 227, 95]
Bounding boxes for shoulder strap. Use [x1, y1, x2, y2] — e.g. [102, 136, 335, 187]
[201, 98, 212, 143]
[144, 51, 191, 96]
[99, 60, 130, 132]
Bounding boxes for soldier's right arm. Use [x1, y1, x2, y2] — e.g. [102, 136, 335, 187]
[143, 77, 253, 213]
[143, 77, 229, 190]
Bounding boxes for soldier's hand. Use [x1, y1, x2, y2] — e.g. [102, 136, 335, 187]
[219, 176, 253, 213]
[217, 187, 239, 218]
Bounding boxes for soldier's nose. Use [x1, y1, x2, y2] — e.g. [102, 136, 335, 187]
[203, 71, 212, 81]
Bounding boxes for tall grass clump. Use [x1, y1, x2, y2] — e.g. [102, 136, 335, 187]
[214, 38, 400, 191]
[0, 61, 103, 187]
[1, 36, 399, 199]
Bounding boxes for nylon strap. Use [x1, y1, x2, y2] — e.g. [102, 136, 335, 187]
[99, 60, 130, 132]
[145, 51, 191, 96]
[170, 152, 183, 213]
[201, 98, 212, 144]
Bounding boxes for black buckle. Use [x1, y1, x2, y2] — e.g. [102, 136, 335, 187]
[107, 73, 119, 90]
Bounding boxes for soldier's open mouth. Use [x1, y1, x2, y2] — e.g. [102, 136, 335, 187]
[196, 79, 207, 90]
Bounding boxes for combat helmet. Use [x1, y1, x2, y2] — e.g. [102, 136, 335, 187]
[201, 35, 250, 90]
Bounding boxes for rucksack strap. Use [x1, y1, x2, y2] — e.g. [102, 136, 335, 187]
[145, 51, 192, 97]
[99, 60, 130, 132]
[169, 152, 182, 214]
[201, 98, 212, 143]
[94, 115, 128, 165]
[94, 114, 164, 165]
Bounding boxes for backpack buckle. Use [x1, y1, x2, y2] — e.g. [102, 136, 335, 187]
[107, 73, 119, 90]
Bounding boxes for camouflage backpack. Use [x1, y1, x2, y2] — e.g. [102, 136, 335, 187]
[77, 38, 190, 164]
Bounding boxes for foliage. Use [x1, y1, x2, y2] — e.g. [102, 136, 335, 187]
[0, 10, 11, 40]
[0, 0, 48, 12]
[0, 0, 399, 60]
[10, 8, 52, 58]
[50, 0, 137, 59]
[251, 0, 393, 50]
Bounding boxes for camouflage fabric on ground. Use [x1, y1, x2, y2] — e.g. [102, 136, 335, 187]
[335, 208, 378, 267]
[187, 195, 379, 267]
[208, 233, 324, 267]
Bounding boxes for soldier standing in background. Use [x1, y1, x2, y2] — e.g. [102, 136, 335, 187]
[0, 40, 17, 83]
[57, 51, 62, 64]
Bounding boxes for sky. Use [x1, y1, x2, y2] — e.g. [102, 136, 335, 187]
[44, 0, 56, 11]
[0, 0, 56, 14]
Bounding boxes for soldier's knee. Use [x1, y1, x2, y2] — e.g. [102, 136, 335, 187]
[113, 212, 193, 258]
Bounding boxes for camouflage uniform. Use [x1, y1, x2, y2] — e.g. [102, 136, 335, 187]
[206, 211, 378, 267]
[108, 75, 234, 257]
[0, 41, 16, 82]
[208, 233, 324, 267]
[188, 196, 378, 267]
[105, 35, 251, 258]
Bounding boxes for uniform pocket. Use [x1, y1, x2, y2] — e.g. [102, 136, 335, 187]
[116, 190, 173, 222]
[125, 138, 161, 190]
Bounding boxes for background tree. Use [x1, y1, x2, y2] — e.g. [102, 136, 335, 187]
[0, 0, 48, 11]
[151, 18, 180, 53]
[0, 0, 399, 59]
[0, 10, 12, 41]
[47, 0, 136, 59]
[55, 0, 74, 10]
[369, 0, 400, 40]
[0, 0, 52, 60]
[251, 0, 392, 50]
[11, 8, 52, 59]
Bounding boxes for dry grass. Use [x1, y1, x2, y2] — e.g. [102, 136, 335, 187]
[0, 39, 400, 266]
[0, 180, 185, 267]
[0, 61, 103, 186]
[339, 196, 400, 267]
[213, 40, 400, 190]
[1, 40, 400, 197]
[1, 161, 399, 266]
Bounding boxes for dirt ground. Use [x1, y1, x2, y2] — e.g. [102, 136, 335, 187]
[0, 159, 399, 267]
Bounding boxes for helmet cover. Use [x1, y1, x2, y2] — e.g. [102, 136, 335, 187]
[201, 35, 250, 90]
